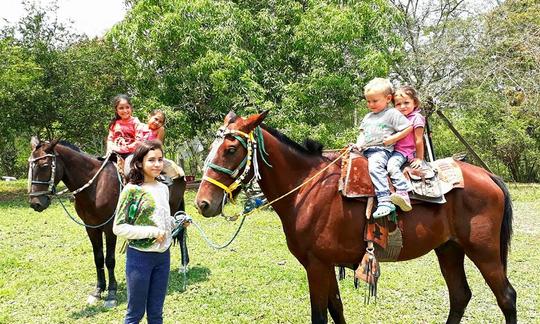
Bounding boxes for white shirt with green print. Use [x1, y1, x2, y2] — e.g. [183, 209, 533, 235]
[113, 182, 173, 253]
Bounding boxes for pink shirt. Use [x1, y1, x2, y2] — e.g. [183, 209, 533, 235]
[107, 117, 141, 154]
[136, 124, 159, 141]
[394, 109, 425, 161]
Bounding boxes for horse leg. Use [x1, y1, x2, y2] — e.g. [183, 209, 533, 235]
[169, 177, 186, 214]
[435, 241, 471, 324]
[86, 228, 106, 305]
[305, 257, 333, 324]
[468, 250, 517, 323]
[103, 227, 118, 308]
[328, 268, 346, 324]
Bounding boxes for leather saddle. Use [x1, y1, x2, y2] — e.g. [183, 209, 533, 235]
[338, 151, 464, 204]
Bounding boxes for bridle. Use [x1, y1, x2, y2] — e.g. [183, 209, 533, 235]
[28, 146, 122, 228]
[28, 148, 115, 198]
[202, 126, 271, 204]
[28, 153, 58, 198]
[200, 121, 348, 225]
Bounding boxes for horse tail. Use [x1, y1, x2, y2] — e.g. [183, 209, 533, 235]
[490, 174, 513, 273]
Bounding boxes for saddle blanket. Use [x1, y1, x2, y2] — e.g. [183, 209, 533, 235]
[338, 151, 464, 203]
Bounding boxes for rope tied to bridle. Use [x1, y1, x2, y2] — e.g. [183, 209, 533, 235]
[29, 151, 123, 228]
[194, 126, 350, 250]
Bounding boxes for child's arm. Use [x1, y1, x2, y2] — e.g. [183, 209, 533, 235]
[157, 127, 165, 144]
[383, 125, 412, 146]
[106, 128, 118, 153]
[410, 127, 425, 168]
[352, 130, 366, 151]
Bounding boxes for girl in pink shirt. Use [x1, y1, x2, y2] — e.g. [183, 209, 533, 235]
[136, 110, 166, 143]
[388, 86, 426, 211]
[136, 110, 185, 180]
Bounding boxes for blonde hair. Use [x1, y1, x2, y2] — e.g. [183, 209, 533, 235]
[393, 85, 421, 109]
[364, 78, 393, 96]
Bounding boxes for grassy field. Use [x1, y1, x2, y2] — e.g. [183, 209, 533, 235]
[1, 180, 539, 323]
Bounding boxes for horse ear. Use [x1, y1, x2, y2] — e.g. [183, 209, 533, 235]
[244, 110, 269, 131]
[31, 136, 40, 150]
[224, 111, 238, 125]
[45, 139, 60, 153]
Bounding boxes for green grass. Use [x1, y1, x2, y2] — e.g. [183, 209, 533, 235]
[1, 180, 539, 323]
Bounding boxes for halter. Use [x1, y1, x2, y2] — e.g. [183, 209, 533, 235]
[28, 149, 122, 228]
[202, 124, 349, 223]
[28, 151, 113, 198]
[202, 126, 271, 203]
[28, 153, 57, 197]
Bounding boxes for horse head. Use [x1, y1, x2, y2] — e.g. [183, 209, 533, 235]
[28, 137, 62, 212]
[196, 110, 268, 217]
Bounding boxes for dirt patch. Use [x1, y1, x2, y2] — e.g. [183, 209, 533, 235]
[0, 189, 27, 202]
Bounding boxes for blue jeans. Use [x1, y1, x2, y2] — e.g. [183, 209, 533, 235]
[125, 247, 170, 324]
[364, 148, 392, 202]
[387, 151, 412, 192]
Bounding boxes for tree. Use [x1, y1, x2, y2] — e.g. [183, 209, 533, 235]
[0, 1, 128, 176]
[389, 0, 540, 181]
[106, 0, 402, 148]
[449, 0, 540, 181]
[0, 37, 43, 175]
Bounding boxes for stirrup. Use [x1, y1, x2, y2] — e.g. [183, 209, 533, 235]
[372, 204, 395, 219]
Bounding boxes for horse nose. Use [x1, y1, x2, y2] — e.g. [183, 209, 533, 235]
[197, 200, 210, 213]
[30, 202, 43, 212]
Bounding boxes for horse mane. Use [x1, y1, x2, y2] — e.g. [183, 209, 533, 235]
[261, 124, 324, 157]
[58, 140, 82, 152]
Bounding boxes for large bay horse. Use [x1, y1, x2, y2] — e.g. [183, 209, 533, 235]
[28, 138, 186, 306]
[195, 111, 516, 324]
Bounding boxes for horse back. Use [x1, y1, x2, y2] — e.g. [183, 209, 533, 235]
[398, 161, 506, 260]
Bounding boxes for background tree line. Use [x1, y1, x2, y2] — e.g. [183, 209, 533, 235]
[1, 0, 538, 182]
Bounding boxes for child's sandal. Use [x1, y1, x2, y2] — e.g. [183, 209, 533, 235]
[372, 204, 395, 219]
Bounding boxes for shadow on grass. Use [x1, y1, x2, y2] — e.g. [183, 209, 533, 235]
[0, 194, 29, 208]
[70, 283, 127, 320]
[169, 265, 211, 293]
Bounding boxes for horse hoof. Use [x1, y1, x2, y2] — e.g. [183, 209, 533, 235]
[103, 299, 117, 308]
[87, 294, 100, 305]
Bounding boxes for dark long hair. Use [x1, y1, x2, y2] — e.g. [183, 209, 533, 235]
[128, 140, 164, 185]
[108, 94, 133, 130]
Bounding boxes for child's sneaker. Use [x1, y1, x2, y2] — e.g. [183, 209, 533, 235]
[390, 191, 412, 212]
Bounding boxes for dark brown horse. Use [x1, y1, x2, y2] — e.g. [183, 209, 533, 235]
[28, 138, 186, 307]
[195, 111, 516, 324]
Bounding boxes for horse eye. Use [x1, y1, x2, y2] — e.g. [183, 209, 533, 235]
[226, 146, 237, 155]
[40, 163, 49, 168]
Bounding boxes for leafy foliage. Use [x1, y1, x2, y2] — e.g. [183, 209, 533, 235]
[390, 0, 540, 181]
[1, 0, 539, 181]
[107, 0, 401, 149]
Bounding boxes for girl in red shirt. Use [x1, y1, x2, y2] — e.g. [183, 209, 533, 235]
[107, 94, 141, 158]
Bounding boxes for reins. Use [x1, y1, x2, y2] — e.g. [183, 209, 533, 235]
[29, 151, 123, 229]
[238, 148, 349, 219]
[194, 126, 349, 249]
[55, 161, 123, 229]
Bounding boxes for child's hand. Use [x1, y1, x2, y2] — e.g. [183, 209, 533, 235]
[410, 158, 423, 169]
[349, 143, 362, 152]
[155, 230, 166, 244]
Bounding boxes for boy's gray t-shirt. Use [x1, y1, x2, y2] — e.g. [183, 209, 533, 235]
[357, 107, 411, 152]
